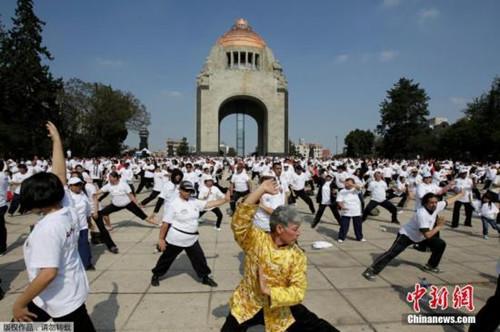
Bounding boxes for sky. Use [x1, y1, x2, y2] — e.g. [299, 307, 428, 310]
[1, 0, 499, 154]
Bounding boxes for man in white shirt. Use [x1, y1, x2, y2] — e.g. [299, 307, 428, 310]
[198, 177, 225, 230]
[289, 166, 316, 214]
[136, 160, 155, 194]
[0, 160, 8, 255]
[451, 168, 474, 228]
[362, 171, 399, 224]
[229, 163, 251, 214]
[363, 191, 464, 280]
[89, 159, 104, 188]
[311, 172, 340, 228]
[8, 164, 31, 216]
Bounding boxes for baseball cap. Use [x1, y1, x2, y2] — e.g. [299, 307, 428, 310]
[422, 171, 432, 178]
[68, 177, 83, 185]
[179, 181, 195, 192]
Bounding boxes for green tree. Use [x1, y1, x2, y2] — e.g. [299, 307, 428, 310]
[377, 77, 430, 158]
[344, 129, 375, 157]
[176, 137, 189, 156]
[227, 147, 237, 157]
[0, 0, 62, 158]
[57, 78, 151, 156]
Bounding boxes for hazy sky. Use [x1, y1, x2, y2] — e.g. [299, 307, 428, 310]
[1, 0, 499, 154]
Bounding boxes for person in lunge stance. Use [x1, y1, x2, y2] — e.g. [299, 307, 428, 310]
[221, 179, 338, 332]
[362, 190, 464, 280]
[150, 181, 230, 287]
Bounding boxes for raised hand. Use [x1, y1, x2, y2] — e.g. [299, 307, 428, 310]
[46, 121, 61, 142]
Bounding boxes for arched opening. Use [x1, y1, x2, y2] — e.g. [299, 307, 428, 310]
[218, 96, 268, 156]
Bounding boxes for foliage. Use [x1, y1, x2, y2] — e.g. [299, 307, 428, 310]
[176, 137, 189, 156]
[344, 129, 375, 157]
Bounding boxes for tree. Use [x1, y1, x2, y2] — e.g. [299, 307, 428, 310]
[227, 147, 237, 157]
[176, 137, 189, 156]
[344, 129, 375, 157]
[0, 0, 62, 158]
[57, 78, 151, 156]
[377, 77, 430, 158]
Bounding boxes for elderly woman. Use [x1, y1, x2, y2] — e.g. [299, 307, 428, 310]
[13, 122, 95, 331]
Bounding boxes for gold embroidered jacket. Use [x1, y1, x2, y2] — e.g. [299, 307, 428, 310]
[229, 203, 307, 332]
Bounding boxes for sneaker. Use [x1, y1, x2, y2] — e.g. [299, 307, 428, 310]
[360, 238, 367, 242]
[85, 264, 96, 271]
[392, 220, 400, 224]
[201, 276, 218, 287]
[214, 227, 221, 232]
[362, 268, 377, 281]
[109, 246, 119, 254]
[198, 218, 205, 224]
[151, 275, 160, 287]
[397, 210, 404, 214]
[483, 235, 488, 240]
[0, 250, 6, 257]
[421, 264, 440, 273]
[337, 239, 344, 243]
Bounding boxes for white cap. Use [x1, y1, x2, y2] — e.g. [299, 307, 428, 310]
[422, 171, 432, 178]
[68, 177, 83, 185]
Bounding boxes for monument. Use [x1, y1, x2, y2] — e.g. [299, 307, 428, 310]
[139, 126, 149, 150]
[196, 18, 288, 156]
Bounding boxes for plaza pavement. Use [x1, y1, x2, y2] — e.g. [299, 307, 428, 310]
[0, 189, 498, 332]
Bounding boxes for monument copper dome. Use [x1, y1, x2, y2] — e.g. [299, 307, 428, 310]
[217, 18, 266, 48]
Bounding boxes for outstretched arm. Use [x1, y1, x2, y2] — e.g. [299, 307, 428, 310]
[46, 121, 66, 186]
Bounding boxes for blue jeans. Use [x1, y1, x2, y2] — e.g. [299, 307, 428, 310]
[481, 217, 499, 236]
[78, 229, 92, 267]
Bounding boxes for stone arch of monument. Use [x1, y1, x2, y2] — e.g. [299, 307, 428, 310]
[218, 95, 268, 155]
[196, 18, 288, 156]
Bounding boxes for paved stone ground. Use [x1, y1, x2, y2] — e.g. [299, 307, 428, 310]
[0, 189, 498, 332]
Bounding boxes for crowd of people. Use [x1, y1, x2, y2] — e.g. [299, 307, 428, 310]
[0, 123, 499, 331]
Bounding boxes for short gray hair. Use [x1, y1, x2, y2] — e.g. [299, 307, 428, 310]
[269, 206, 302, 232]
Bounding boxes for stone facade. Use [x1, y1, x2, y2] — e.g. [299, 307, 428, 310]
[196, 19, 288, 156]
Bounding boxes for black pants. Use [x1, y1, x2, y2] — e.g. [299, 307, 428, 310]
[100, 202, 147, 220]
[154, 197, 165, 214]
[313, 204, 340, 226]
[152, 241, 211, 278]
[0, 205, 7, 252]
[386, 191, 408, 207]
[469, 274, 500, 332]
[290, 189, 315, 213]
[370, 233, 446, 274]
[363, 199, 398, 223]
[230, 190, 249, 212]
[7, 193, 25, 215]
[140, 190, 160, 206]
[200, 208, 223, 228]
[451, 201, 473, 227]
[136, 177, 153, 194]
[93, 179, 103, 188]
[128, 183, 135, 196]
[221, 304, 339, 332]
[339, 216, 363, 241]
[26, 301, 96, 332]
[92, 214, 116, 250]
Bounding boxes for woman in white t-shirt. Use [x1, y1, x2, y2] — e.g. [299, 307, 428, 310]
[479, 192, 500, 239]
[198, 177, 225, 230]
[93, 171, 155, 254]
[151, 180, 230, 287]
[336, 178, 364, 242]
[13, 122, 95, 331]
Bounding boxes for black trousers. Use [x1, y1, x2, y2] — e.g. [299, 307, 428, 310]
[128, 183, 135, 196]
[339, 216, 363, 241]
[136, 177, 153, 194]
[0, 205, 7, 252]
[469, 274, 500, 332]
[313, 204, 340, 226]
[93, 179, 103, 188]
[26, 301, 96, 332]
[370, 233, 446, 274]
[451, 201, 473, 227]
[221, 304, 339, 332]
[100, 202, 147, 220]
[386, 191, 408, 207]
[200, 208, 223, 228]
[230, 190, 249, 212]
[152, 241, 211, 278]
[154, 197, 165, 214]
[7, 193, 25, 215]
[140, 190, 160, 206]
[92, 214, 116, 250]
[362, 199, 398, 223]
[290, 189, 315, 213]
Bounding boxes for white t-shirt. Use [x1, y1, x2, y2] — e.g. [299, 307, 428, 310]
[12, 171, 31, 195]
[231, 172, 250, 192]
[415, 182, 441, 209]
[198, 185, 224, 211]
[184, 171, 199, 187]
[480, 203, 499, 220]
[321, 180, 333, 205]
[152, 172, 164, 191]
[23, 195, 89, 317]
[144, 164, 155, 178]
[455, 177, 473, 203]
[119, 168, 134, 184]
[163, 196, 207, 247]
[368, 180, 388, 202]
[336, 188, 362, 217]
[0, 171, 8, 207]
[100, 182, 132, 207]
[253, 191, 286, 232]
[69, 192, 91, 231]
[290, 172, 308, 191]
[399, 201, 447, 243]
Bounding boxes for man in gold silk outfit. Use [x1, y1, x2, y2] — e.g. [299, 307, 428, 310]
[221, 179, 338, 332]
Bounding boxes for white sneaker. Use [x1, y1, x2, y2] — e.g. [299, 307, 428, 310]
[483, 235, 488, 240]
[214, 227, 221, 231]
[360, 238, 367, 242]
[337, 239, 344, 243]
[397, 211, 403, 214]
